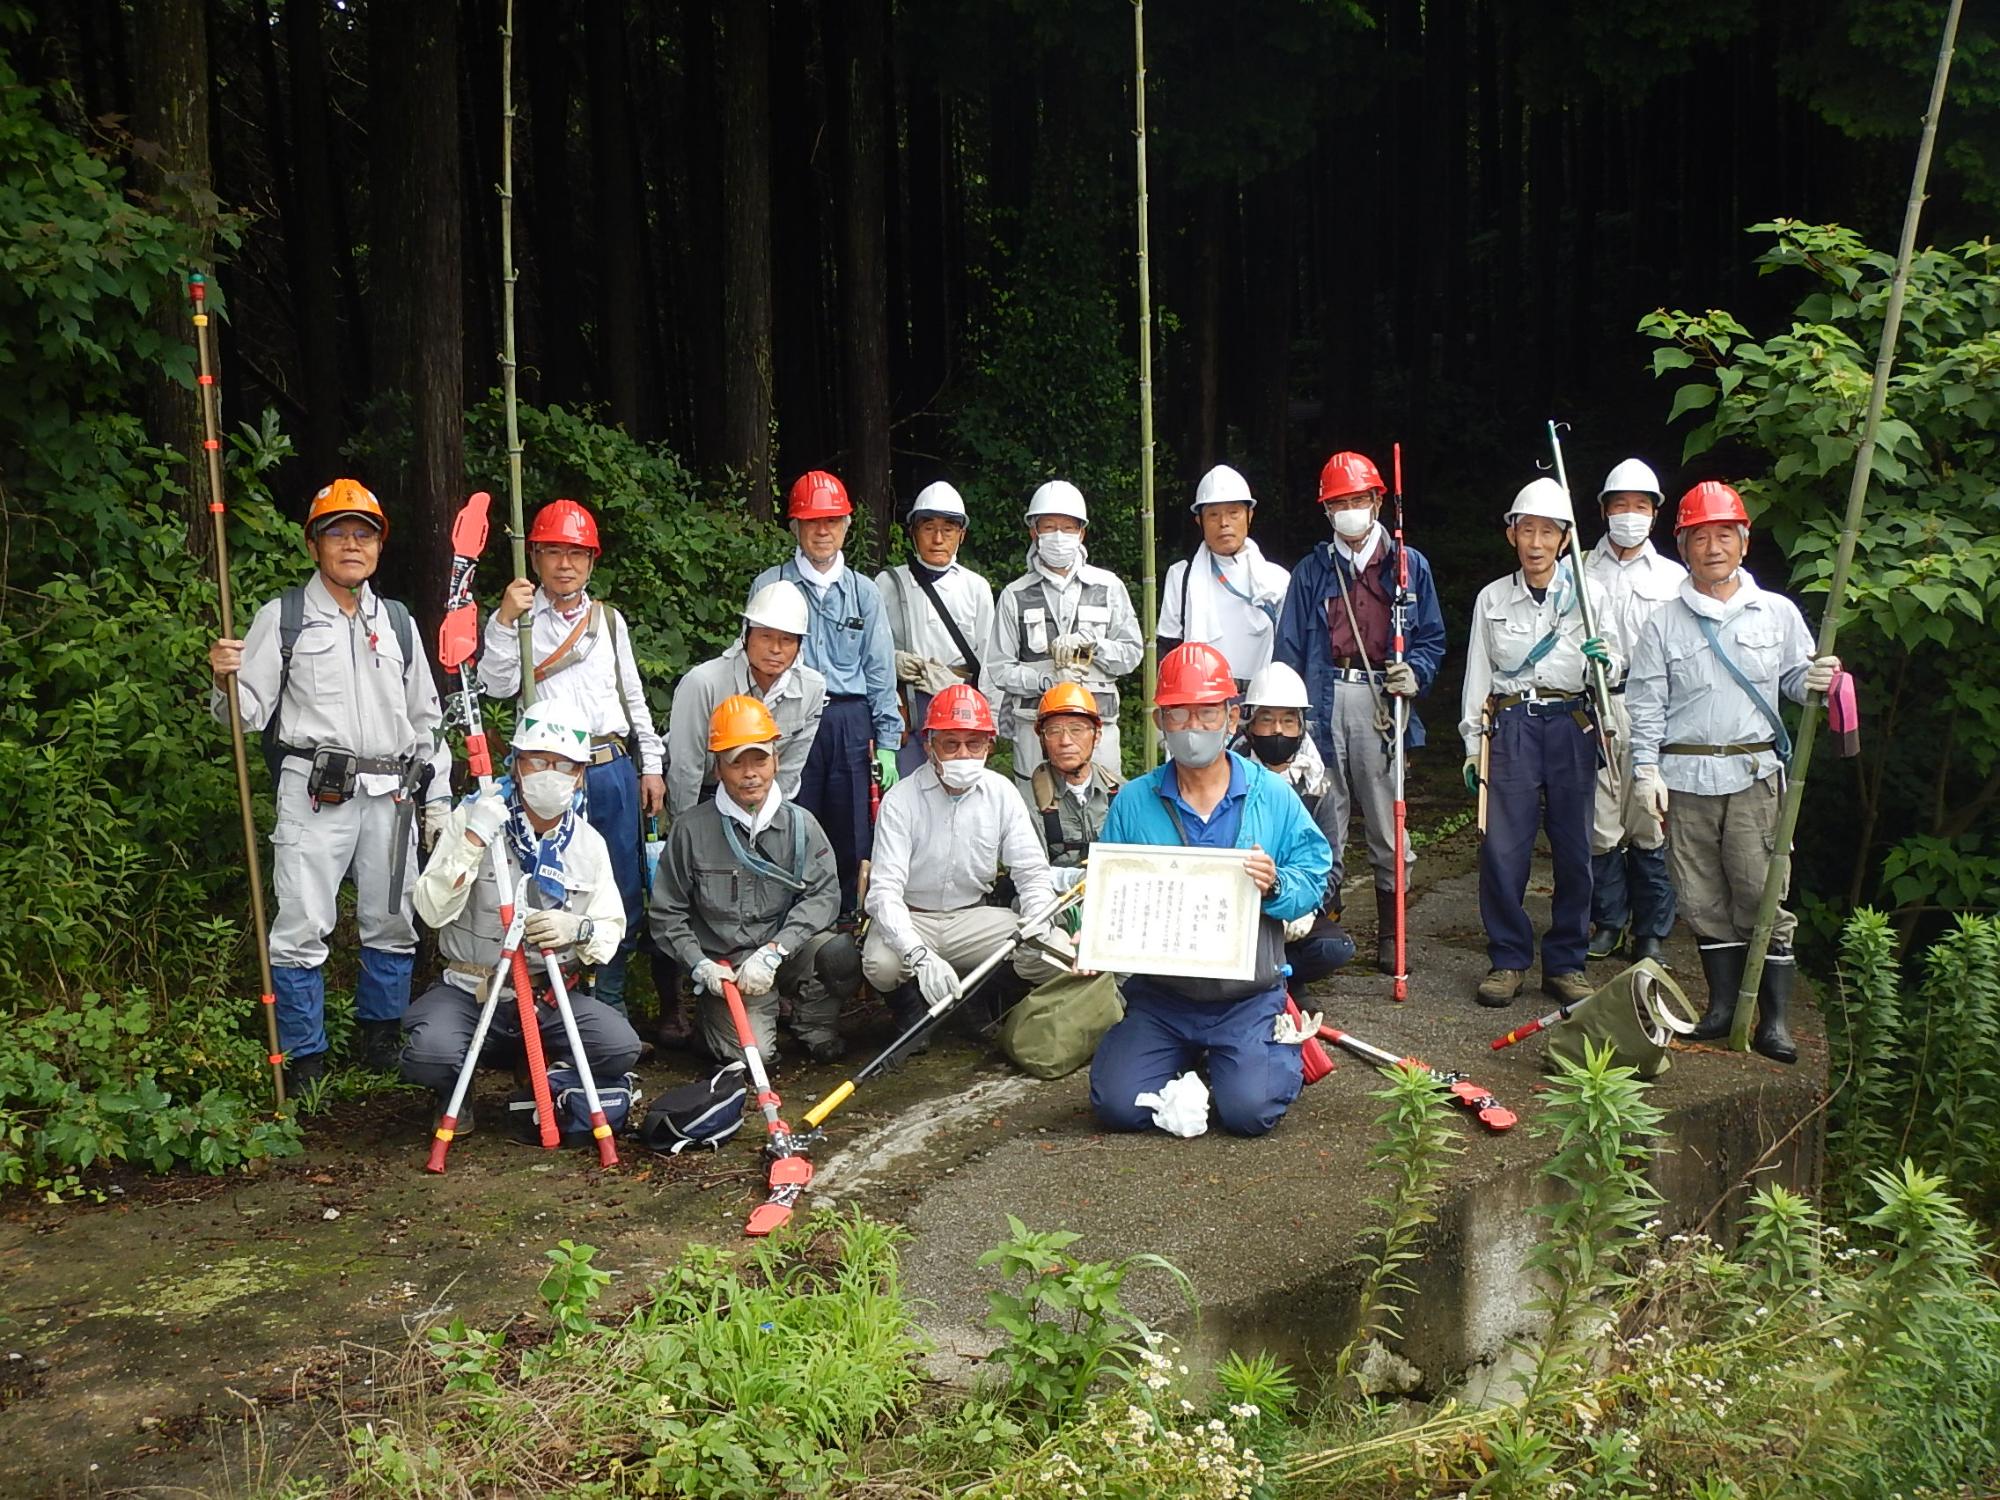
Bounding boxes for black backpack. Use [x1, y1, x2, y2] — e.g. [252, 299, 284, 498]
[635, 1063, 747, 1154]
[260, 586, 416, 787]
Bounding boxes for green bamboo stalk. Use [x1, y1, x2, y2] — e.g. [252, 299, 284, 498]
[1731, 0, 1963, 1052]
[500, 0, 533, 705]
[1133, 0, 1158, 769]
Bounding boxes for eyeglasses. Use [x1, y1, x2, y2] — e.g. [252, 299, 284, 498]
[1158, 704, 1228, 731]
[1041, 721, 1097, 743]
[515, 752, 575, 775]
[317, 526, 382, 545]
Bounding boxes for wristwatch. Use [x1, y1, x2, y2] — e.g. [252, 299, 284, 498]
[575, 917, 596, 952]
[904, 944, 929, 970]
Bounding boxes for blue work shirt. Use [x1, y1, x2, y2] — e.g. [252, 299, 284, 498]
[1159, 756, 1248, 849]
[748, 559, 902, 750]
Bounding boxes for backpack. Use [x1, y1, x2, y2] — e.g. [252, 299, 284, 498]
[509, 1066, 643, 1148]
[635, 1063, 747, 1154]
[261, 586, 416, 787]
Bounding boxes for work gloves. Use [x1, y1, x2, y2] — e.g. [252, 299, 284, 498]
[874, 747, 900, 792]
[1581, 635, 1611, 666]
[1283, 912, 1317, 942]
[1462, 756, 1481, 797]
[1046, 863, 1085, 894]
[523, 908, 584, 951]
[464, 794, 509, 849]
[422, 802, 450, 853]
[1634, 764, 1669, 824]
[1050, 633, 1096, 680]
[1803, 654, 1841, 695]
[1136, 1071, 1209, 1138]
[1383, 661, 1419, 697]
[895, 650, 962, 695]
[906, 945, 961, 1010]
[734, 941, 786, 998]
[692, 958, 732, 997]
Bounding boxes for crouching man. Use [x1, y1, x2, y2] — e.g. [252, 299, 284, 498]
[399, 701, 640, 1130]
[648, 696, 859, 1067]
[1090, 645, 1333, 1138]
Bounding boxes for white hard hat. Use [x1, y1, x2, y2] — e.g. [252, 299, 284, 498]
[1025, 480, 1088, 525]
[1191, 463, 1255, 512]
[1598, 457, 1664, 504]
[743, 579, 809, 636]
[908, 481, 968, 524]
[1243, 661, 1311, 710]
[1505, 477, 1575, 528]
[513, 698, 594, 761]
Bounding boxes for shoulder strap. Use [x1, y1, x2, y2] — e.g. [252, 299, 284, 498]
[1030, 763, 1060, 812]
[262, 587, 309, 785]
[532, 602, 597, 683]
[601, 605, 643, 736]
[1691, 612, 1794, 767]
[718, 807, 810, 891]
[385, 598, 414, 680]
[909, 564, 981, 680]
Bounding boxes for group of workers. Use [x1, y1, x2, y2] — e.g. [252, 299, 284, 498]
[208, 448, 1836, 1142]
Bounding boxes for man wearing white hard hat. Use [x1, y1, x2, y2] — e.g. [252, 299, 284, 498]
[401, 699, 639, 1131]
[1156, 464, 1291, 684]
[875, 481, 996, 777]
[1459, 477, 1623, 1009]
[983, 480, 1143, 783]
[1582, 458, 1686, 966]
[667, 580, 828, 815]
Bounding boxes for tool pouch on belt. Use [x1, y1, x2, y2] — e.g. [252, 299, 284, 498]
[306, 746, 360, 806]
[1544, 959, 1696, 1080]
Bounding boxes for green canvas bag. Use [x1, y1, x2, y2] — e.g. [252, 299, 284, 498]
[996, 971, 1126, 1080]
[1544, 959, 1698, 1079]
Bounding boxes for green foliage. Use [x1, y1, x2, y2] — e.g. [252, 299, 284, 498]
[1640, 222, 2000, 921]
[978, 1214, 1194, 1431]
[536, 1237, 612, 1346]
[968, 1395, 1272, 1500]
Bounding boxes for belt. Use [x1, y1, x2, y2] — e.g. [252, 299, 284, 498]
[1662, 740, 1776, 758]
[1609, 682, 1628, 695]
[446, 957, 584, 988]
[1331, 665, 1384, 683]
[1490, 692, 1592, 715]
[589, 736, 628, 766]
[828, 692, 868, 703]
[284, 751, 404, 775]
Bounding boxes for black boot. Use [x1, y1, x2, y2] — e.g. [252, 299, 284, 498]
[1632, 934, 1669, 966]
[284, 1050, 328, 1097]
[1689, 941, 1747, 1042]
[359, 1019, 404, 1072]
[1753, 952, 1799, 1065]
[1587, 924, 1625, 962]
[886, 982, 930, 1056]
[1375, 888, 1400, 975]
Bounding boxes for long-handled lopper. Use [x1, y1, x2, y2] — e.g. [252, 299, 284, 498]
[1317, 1023, 1518, 1133]
[719, 978, 814, 1236]
[804, 883, 1087, 1131]
[427, 890, 527, 1171]
[538, 950, 620, 1167]
[1388, 441, 1412, 1001]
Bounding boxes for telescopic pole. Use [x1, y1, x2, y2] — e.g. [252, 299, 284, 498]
[1729, 0, 1963, 1053]
[188, 273, 287, 1109]
[1133, 0, 1158, 769]
[1545, 422, 1618, 788]
[1390, 443, 1409, 1001]
[500, 0, 533, 705]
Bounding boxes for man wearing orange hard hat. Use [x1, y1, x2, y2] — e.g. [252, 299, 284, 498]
[1023, 681, 1121, 893]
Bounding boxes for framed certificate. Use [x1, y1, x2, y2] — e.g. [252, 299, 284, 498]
[1074, 842, 1261, 980]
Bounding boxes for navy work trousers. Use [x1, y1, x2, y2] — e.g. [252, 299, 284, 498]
[583, 748, 642, 1010]
[1478, 701, 1597, 975]
[796, 694, 875, 912]
[1091, 980, 1303, 1138]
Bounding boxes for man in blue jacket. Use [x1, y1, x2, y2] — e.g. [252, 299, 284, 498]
[1275, 450, 1447, 972]
[1090, 644, 1334, 1138]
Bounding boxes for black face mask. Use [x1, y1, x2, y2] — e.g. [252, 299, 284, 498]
[1248, 730, 1303, 766]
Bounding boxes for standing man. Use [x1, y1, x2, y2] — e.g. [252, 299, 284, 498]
[747, 470, 902, 916]
[862, 685, 1067, 1038]
[875, 481, 995, 776]
[983, 480, 1144, 783]
[1022, 682, 1121, 892]
[207, 479, 451, 1090]
[481, 498, 666, 1015]
[1626, 482, 1839, 1064]
[666, 581, 827, 815]
[1584, 458, 1686, 964]
[1155, 464, 1291, 684]
[1275, 450, 1447, 972]
[649, 696, 859, 1066]
[401, 700, 640, 1127]
[1089, 645, 1332, 1139]
[1459, 478, 1621, 1009]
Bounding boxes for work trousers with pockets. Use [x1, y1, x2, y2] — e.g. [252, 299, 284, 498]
[681, 932, 860, 1065]
[583, 748, 642, 1010]
[1664, 777, 1796, 948]
[397, 979, 643, 1096]
[1478, 700, 1598, 976]
[1590, 693, 1676, 939]
[796, 695, 875, 913]
[1090, 980, 1302, 1138]
[268, 767, 418, 1060]
[1319, 677, 1414, 898]
[861, 905, 1068, 992]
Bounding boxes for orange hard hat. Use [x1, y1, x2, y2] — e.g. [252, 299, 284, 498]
[1036, 681, 1101, 727]
[708, 694, 781, 753]
[306, 478, 387, 538]
[1155, 642, 1236, 707]
[1675, 481, 1751, 532]
[924, 683, 997, 734]
[786, 470, 852, 520]
[1317, 451, 1386, 503]
[529, 498, 601, 554]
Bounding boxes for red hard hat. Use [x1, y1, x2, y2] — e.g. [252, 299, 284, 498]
[786, 470, 853, 520]
[528, 498, 601, 554]
[1318, 451, 1386, 503]
[1155, 643, 1236, 707]
[1675, 481, 1751, 532]
[923, 683, 997, 734]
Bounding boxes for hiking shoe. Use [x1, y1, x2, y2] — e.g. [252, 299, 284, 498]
[804, 1035, 847, 1066]
[1476, 968, 1527, 1007]
[433, 1093, 476, 1136]
[1543, 971, 1596, 1006]
[1586, 924, 1625, 962]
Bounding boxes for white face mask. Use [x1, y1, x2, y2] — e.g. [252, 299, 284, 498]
[1330, 507, 1374, 540]
[934, 755, 985, 791]
[520, 769, 579, 819]
[1036, 531, 1082, 570]
[1606, 513, 1654, 549]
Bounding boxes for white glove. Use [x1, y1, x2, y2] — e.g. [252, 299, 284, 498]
[422, 802, 451, 852]
[1050, 633, 1095, 673]
[734, 942, 784, 997]
[916, 657, 962, 695]
[1273, 1008, 1323, 1045]
[895, 649, 927, 684]
[1634, 765, 1669, 824]
[523, 908, 583, 950]
[463, 794, 509, 848]
[1803, 654, 1840, 695]
[1283, 912, 1316, 942]
[908, 946, 961, 1010]
[1046, 864, 1085, 894]
[1134, 1071, 1210, 1138]
[1383, 661, 1418, 697]
[692, 958, 732, 997]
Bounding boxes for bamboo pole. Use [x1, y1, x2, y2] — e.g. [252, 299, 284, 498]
[1730, 0, 1963, 1052]
[1133, 0, 1158, 768]
[500, 0, 533, 705]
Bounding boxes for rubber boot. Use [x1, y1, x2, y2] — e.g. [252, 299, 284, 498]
[886, 982, 930, 1057]
[284, 1050, 328, 1097]
[1752, 952, 1799, 1065]
[1689, 940, 1747, 1042]
[1374, 888, 1400, 975]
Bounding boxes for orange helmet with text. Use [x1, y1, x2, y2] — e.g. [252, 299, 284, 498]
[306, 478, 387, 538]
[708, 694, 781, 753]
[1036, 681, 1102, 726]
[924, 683, 997, 734]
